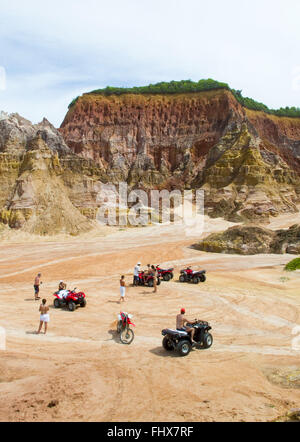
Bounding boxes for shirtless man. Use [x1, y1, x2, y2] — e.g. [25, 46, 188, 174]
[151, 265, 158, 293]
[142, 264, 151, 284]
[34, 273, 42, 300]
[37, 299, 50, 334]
[119, 275, 126, 303]
[176, 308, 196, 342]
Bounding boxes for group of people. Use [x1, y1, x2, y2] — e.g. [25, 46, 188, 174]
[34, 273, 198, 344]
[118, 262, 159, 303]
[33, 275, 70, 334]
[133, 262, 158, 292]
[33, 273, 49, 334]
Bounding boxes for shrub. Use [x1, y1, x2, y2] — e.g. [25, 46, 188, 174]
[89, 79, 229, 96]
[68, 80, 300, 118]
[284, 257, 300, 271]
[68, 96, 80, 109]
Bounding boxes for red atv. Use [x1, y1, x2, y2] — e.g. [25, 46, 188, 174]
[179, 268, 206, 284]
[53, 288, 87, 312]
[138, 271, 161, 287]
[156, 265, 174, 282]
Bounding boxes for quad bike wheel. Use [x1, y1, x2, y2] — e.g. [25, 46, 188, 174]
[120, 328, 134, 345]
[163, 274, 171, 282]
[192, 276, 200, 284]
[179, 275, 186, 283]
[203, 333, 213, 349]
[162, 336, 174, 351]
[80, 298, 87, 308]
[148, 279, 154, 287]
[54, 298, 61, 309]
[170, 273, 174, 279]
[157, 278, 161, 286]
[199, 274, 206, 283]
[177, 340, 192, 357]
[68, 301, 76, 312]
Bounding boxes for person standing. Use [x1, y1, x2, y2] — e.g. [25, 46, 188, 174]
[37, 299, 50, 334]
[119, 275, 126, 303]
[133, 263, 141, 286]
[34, 273, 42, 300]
[151, 265, 158, 293]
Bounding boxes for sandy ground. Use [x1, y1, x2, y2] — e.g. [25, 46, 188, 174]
[0, 216, 299, 422]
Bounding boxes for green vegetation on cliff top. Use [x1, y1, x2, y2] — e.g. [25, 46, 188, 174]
[68, 79, 300, 118]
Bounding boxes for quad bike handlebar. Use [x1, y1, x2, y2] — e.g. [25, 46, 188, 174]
[186, 319, 202, 326]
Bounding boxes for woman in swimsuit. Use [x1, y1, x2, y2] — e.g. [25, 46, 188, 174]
[37, 299, 50, 334]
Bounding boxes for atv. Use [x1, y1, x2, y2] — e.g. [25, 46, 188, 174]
[179, 268, 206, 284]
[53, 288, 87, 312]
[156, 265, 174, 281]
[138, 271, 161, 287]
[161, 320, 213, 356]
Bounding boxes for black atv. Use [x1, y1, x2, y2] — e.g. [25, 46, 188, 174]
[161, 320, 213, 357]
[179, 268, 206, 284]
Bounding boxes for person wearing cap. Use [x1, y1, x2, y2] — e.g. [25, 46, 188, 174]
[133, 263, 141, 286]
[176, 308, 196, 343]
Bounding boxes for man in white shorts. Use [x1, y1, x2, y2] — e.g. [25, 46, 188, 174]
[119, 275, 126, 303]
[37, 299, 50, 334]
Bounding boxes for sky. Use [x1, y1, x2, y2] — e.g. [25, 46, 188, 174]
[0, 0, 300, 127]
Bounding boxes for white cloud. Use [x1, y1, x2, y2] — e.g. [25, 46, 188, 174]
[0, 67, 6, 91]
[0, 0, 300, 126]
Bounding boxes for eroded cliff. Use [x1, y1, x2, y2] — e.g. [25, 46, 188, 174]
[60, 89, 300, 221]
[1, 88, 300, 235]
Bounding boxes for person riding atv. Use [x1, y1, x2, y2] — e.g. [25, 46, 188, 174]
[57, 281, 68, 299]
[58, 280, 67, 291]
[176, 308, 197, 343]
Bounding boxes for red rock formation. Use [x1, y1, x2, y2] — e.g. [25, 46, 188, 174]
[60, 90, 246, 184]
[1, 89, 300, 234]
[59, 89, 300, 221]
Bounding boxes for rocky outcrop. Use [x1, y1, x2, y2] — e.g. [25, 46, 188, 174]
[0, 113, 98, 234]
[195, 224, 300, 255]
[60, 89, 300, 221]
[1, 86, 300, 235]
[0, 111, 70, 154]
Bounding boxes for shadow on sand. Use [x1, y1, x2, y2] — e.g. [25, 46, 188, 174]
[107, 329, 122, 344]
[150, 344, 205, 358]
[149, 346, 180, 358]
